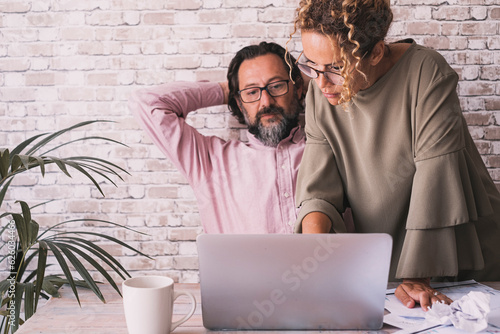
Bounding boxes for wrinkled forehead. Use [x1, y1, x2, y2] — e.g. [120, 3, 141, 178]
[237, 54, 290, 89]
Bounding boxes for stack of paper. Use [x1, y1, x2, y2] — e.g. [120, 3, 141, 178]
[384, 280, 500, 334]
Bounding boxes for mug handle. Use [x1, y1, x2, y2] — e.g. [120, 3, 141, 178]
[171, 291, 197, 331]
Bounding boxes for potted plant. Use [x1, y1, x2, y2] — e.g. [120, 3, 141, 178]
[0, 120, 150, 333]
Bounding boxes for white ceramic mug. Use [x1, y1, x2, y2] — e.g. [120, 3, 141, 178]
[122, 276, 196, 334]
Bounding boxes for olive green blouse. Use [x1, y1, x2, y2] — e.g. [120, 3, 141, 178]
[295, 40, 500, 281]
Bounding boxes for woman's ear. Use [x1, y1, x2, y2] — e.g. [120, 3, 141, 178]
[368, 41, 386, 66]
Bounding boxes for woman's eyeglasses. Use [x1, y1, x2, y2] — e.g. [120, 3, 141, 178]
[296, 51, 368, 86]
[296, 52, 344, 85]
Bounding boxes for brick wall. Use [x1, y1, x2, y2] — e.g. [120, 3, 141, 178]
[1, 1, 499, 283]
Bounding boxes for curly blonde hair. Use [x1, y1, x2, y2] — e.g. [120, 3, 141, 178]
[289, 0, 393, 104]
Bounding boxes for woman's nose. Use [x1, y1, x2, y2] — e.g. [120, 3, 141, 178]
[315, 73, 330, 90]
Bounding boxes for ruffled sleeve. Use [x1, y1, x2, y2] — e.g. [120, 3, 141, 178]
[396, 147, 493, 278]
[396, 60, 495, 279]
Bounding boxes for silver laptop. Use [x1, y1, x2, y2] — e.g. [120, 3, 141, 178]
[196, 233, 392, 330]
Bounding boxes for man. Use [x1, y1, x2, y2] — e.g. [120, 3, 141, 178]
[130, 42, 307, 233]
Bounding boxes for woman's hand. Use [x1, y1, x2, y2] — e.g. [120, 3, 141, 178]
[395, 278, 453, 311]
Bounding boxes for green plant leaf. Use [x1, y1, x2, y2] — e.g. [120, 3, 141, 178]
[51, 157, 72, 177]
[24, 282, 35, 321]
[34, 241, 47, 311]
[18, 201, 32, 230]
[31, 156, 46, 177]
[10, 155, 47, 179]
[56, 243, 105, 303]
[44, 275, 95, 289]
[0, 279, 13, 298]
[29, 220, 39, 246]
[0, 149, 9, 179]
[41, 277, 60, 298]
[38, 218, 149, 239]
[41, 136, 128, 156]
[12, 213, 28, 253]
[45, 242, 80, 306]
[55, 241, 122, 297]
[48, 231, 152, 259]
[67, 156, 130, 177]
[11, 281, 24, 333]
[0, 178, 14, 209]
[10, 154, 30, 175]
[18, 248, 39, 284]
[10, 133, 48, 157]
[54, 236, 129, 280]
[25, 120, 113, 156]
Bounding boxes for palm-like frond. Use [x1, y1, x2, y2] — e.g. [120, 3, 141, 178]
[0, 120, 129, 207]
[0, 121, 149, 334]
[1, 201, 150, 334]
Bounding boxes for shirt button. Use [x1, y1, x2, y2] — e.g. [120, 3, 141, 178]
[288, 220, 294, 227]
[284, 192, 290, 198]
[281, 164, 286, 169]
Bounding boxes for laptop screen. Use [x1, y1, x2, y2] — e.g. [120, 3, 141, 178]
[197, 233, 392, 330]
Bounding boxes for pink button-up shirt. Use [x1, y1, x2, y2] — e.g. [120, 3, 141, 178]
[130, 81, 306, 234]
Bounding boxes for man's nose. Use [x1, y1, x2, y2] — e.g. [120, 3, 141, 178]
[259, 89, 274, 108]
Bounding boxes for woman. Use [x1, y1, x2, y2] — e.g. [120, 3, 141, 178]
[291, 0, 500, 311]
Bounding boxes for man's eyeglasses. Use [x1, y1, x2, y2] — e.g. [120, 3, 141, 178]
[238, 80, 290, 103]
[296, 52, 344, 85]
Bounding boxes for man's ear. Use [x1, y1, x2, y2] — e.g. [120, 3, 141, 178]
[235, 96, 244, 110]
[368, 41, 386, 66]
[295, 75, 306, 102]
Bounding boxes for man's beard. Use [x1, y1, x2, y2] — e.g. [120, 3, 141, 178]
[244, 99, 301, 147]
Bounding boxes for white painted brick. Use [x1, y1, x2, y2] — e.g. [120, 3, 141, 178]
[468, 37, 488, 50]
[203, 0, 223, 9]
[462, 66, 480, 80]
[492, 141, 500, 155]
[471, 7, 488, 20]
[172, 256, 198, 270]
[123, 11, 141, 25]
[237, 9, 259, 22]
[1, 28, 38, 42]
[4, 72, 24, 86]
[2, 13, 27, 27]
[178, 242, 198, 255]
[0, 1, 30, 13]
[225, 0, 274, 7]
[181, 271, 200, 283]
[164, 55, 202, 69]
[0, 45, 8, 57]
[174, 70, 197, 82]
[38, 27, 60, 41]
[31, 1, 51, 12]
[1, 87, 37, 101]
[201, 55, 221, 68]
[174, 11, 199, 25]
[178, 185, 195, 199]
[34, 87, 58, 101]
[210, 25, 230, 39]
[121, 42, 141, 55]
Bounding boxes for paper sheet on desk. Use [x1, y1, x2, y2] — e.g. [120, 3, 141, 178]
[384, 280, 500, 333]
